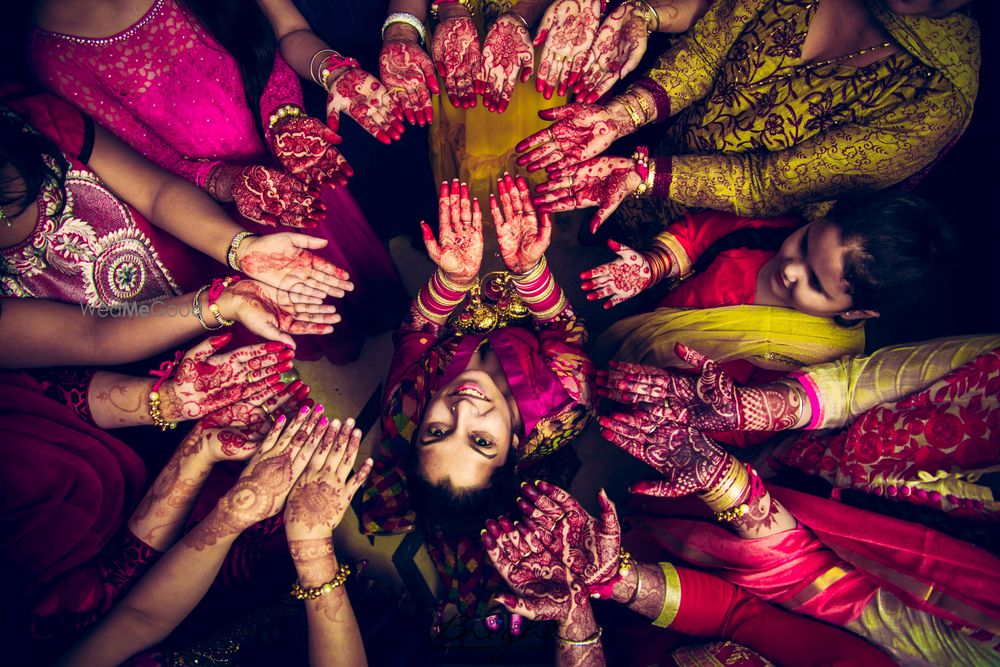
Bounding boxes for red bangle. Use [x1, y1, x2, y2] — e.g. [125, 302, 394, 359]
[651, 156, 672, 198]
[633, 79, 671, 121]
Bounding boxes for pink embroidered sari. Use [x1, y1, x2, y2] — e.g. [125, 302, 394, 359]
[29, 0, 406, 362]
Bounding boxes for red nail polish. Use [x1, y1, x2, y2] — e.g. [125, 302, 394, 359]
[264, 341, 285, 352]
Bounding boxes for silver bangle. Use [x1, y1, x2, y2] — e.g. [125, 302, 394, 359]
[309, 49, 336, 87]
[382, 12, 429, 46]
[192, 284, 222, 331]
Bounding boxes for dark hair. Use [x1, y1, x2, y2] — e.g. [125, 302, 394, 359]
[831, 192, 956, 313]
[404, 445, 520, 541]
[691, 192, 955, 314]
[180, 0, 277, 138]
[0, 107, 67, 218]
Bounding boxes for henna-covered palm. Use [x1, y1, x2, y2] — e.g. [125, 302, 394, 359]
[203, 406, 327, 544]
[534, 156, 639, 232]
[269, 113, 353, 189]
[326, 67, 405, 145]
[516, 104, 630, 174]
[197, 380, 311, 462]
[159, 335, 290, 422]
[421, 179, 483, 286]
[599, 343, 803, 432]
[479, 15, 534, 114]
[483, 517, 580, 622]
[516, 481, 621, 595]
[534, 0, 604, 99]
[598, 415, 727, 497]
[232, 165, 325, 229]
[575, 4, 648, 103]
[380, 39, 440, 127]
[491, 174, 552, 275]
[580, 239, 652, 309]
[226, 280, 340, 343]
[285, 416, 373, 542]
[238, 233, 354, 306]
[432, 16, 481, 109]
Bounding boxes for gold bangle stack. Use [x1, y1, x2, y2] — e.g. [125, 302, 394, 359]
[227, 230, 257, 272]
[290, 563, 352, 600]
[557, 625, 602, 646]
[431, 0, 475, 20]
[615, 94, 644, 130]
[268, 104, 304, 130]
[513, 256, 547, 283]
[148, 389, 177, 432]
[700, 460, 752, 522]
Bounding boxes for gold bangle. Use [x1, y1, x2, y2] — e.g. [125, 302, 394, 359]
[702, 462, 751, 512]
[699, 461, 742, 505]
[309, 49, 336, 86]
[625, 563, 643, 606]
[625, 0, 659, 33]
[268, 104, 303, 130]
[436, 268, 470, 293]
[631, 91, 652, 123]
[513, 256, 548, 284]
[227, 231, 257, 272]
[290, 564, 352, 600]
[616, 95, 643, 130]
[148, 390, 177, 432]
[557, 625, 602, 646]
[618, 546, 635, 575]
[532, 293, 568, 321]
[519, 279, 556, 305]
[209, 303, 235, 327]
[193, 285, 223, 332]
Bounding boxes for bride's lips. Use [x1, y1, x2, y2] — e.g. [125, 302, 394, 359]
[452, 382, 490, 401]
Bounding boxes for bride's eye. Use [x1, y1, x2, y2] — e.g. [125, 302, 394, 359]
[473, 435, 494, 448]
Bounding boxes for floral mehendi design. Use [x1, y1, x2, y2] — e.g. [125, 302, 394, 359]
[479, 15, 534, 113]
[380, 40, 440, 127]
[491, 174, 552, 275]
[534, 0, 604, 99]
[269, 113, 352, 188]
[231, 166, 325, 229]
[432, 16, 482, 109]
[579, 240, 652, 308]
[534, 156, 639, 232]
[575, 4, 648, 103]
[326, 68, 405, 145]
[421, 179, 483, 286]
[516, 104, 630, 173]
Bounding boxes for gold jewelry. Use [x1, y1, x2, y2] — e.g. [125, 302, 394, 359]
[209, 302, 235, 327]
[557, 625, 602, 646]
[701, 461, 752, 517]
[227, 231, 257, 272]
[431, 0, 475, 20]
[193, 285, 223, 331]
[309, 49, 336, 86]
[0, 207, 11, 228]
[290, 564, 352, 600]
[699, 459, 743, 505]
[625, 563, 643, 606]
[624, 0, 659, 33]
[531, 293, 568, 321]
[260, 403, 276, 423]
[501, 11, 529, 30]
[268, 104, 304, 130]
[615, 95, 643, 130]
[381, 12, 430, 45]
[448, 273, 530, 335]
[715, 502, 751, 522]
[618, 546, 635, 576]
[514, 256, 548, 283]
[148, 390, 177, 432]
[631, 91, 652, 123]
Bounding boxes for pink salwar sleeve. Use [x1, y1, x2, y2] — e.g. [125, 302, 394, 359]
[789, 334, 1000, 430]
[259, 51, 305, 144]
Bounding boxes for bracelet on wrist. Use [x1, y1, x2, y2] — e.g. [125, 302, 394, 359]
[192, 284, 223, 332]
[615, 94, 644, 130]
[319, 51, 361, 90]
[290, 563, 352, 600]
[147, 350, 184, 431]
[207, 276, 240, 328]
[310, 49, 337, 87]
[625, 563, 643, 606]
[624, 0, 659, 33]
[267, 104, 304, 130]
[431, 0, 474, 20]
[382, 12, 429, 45]
[227, 230, 258, 272]
[557, 625, 602, 646]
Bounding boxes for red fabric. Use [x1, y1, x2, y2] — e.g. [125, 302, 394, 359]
[670, 564, 894, 666]
[658, 210, 801, 310]
[0, 372, 146, 597]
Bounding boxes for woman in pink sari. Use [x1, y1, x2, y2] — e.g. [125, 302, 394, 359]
[597, 336, 1000, 664]
[28, 0, 408, 363]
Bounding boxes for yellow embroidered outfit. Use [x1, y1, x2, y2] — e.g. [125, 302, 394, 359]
[625, 0, 979, 223]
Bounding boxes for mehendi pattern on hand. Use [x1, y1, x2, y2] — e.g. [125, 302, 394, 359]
[380, 40, 439, 127]
[492, 174, 552, 275]
[269, 113, 353, 188]
[432, 16, 482, 108]
[534, 0, 604, 99]
[231, 166, 326, 229]
[479, 15, 534, 113]
[575, 4, 648, 103]
[326, 68, 405, 145]
[579, 240, 652, 308]
[516, 104, 630, 173]
[535, 156, 640, 232]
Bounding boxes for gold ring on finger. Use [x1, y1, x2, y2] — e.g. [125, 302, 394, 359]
[261, 403, 276, 423]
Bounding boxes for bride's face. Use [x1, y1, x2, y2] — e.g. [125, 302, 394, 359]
[415, 370, 517, 491]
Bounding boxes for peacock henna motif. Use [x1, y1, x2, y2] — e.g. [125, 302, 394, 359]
[379, 40, 439, 126]
[432, 16, 481, 108]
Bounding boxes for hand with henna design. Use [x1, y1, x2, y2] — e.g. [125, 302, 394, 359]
[269, 112, 353, 189]
[575, 4, 648, 103]
[231, 165, 326, 229]
[194, 406, 328, 547]
[516, 481, 622, 597]
[326, 67, 405, 145]
[285, 416, 373, 542]
[579, 239, 652, 308]
[380, 39, 440, 127]
[515, 104, 631, 174]
[222, 280, 340, 345]
[479, 14, 534, 114]
[432, 12, 482, 109]
[237, 232, 354, 307]
[491, 173, 552, 275]
[534, 0, 604, 99]
[534, 156, 639, 232]
[421, 179, 483, 286]
[597, 343, 806, 432]
[198, 378, 312, 461]
[598, 414, 728, 497]
[157, 334, 289, 423]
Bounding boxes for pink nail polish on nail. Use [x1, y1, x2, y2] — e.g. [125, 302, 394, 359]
[300, 406, 310, 415]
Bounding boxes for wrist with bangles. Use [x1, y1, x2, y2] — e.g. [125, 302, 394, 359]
[267, 104, 304, 130]
[557, 625, 602, 647]
[227, 230, 258, 272]
[624, 0, 660, 33]
[431, 0, 475, 20]
[290, 562, 352, 600]
[382, 12, 429, 45]
[512, 257, 568, 321]
[587, 546, 636, 599]
[311, 49, 361, 90]
[416, 269, 474, 324]
[147, 350, 185, 431]
[699, 458, 766, 522]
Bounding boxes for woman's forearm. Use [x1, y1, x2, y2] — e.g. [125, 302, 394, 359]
[58, 515, 239, 667]
[128, 428, 217, 550]
[556, 602, 606, 667]
[87, 372, 157, 429]
[149, 175, 243, 266]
